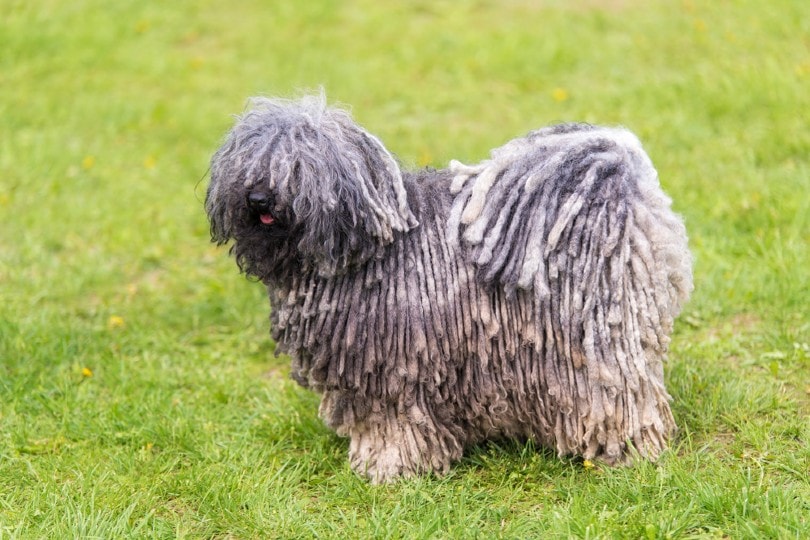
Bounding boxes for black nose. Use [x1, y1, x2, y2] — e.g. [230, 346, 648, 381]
[247, 192, 271, 212]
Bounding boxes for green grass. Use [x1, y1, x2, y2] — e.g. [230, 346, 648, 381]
[1, 0, 808, 537]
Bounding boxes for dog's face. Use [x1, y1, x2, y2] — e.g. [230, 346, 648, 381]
[206, 95, 417, 280]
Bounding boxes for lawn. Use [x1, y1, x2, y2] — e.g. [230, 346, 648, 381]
[1, 0, 808, 538]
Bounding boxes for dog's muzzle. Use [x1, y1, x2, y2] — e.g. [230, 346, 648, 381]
[247, 192, 275, 225]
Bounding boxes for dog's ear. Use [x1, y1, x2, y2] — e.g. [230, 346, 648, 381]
[257, 96, 416, 274]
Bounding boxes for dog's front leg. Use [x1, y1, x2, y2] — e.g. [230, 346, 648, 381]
[331, 400, 462, 484]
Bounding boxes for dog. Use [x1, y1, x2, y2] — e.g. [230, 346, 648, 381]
[205, 94, 692, 483]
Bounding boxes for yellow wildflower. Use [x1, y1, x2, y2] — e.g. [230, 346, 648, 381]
[108, 315, 125, 329]
[81, 367, 93, 378]
[551, 88, 569, 102]
[417, 149, 433, 168]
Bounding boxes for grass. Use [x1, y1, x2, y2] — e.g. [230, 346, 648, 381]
[1, 0, 808, 537]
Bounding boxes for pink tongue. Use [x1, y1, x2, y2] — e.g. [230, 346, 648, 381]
[260, 214, 274, 225]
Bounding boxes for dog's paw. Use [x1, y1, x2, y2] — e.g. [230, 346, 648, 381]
[346, 414, 457, 483]
[357, 445, 416, 484]
[349, 429, 420, 483]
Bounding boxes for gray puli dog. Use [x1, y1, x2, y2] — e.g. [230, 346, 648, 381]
[205, 93, 692, 483]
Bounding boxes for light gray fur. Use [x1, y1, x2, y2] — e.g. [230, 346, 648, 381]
[206, 95, 693, 483]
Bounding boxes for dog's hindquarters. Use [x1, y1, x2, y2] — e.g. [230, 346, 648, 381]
[449, 124, 693, 463]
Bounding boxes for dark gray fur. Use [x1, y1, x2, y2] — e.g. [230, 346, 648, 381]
[206, 94, 692, 482]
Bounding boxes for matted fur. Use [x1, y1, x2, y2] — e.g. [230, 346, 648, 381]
[206, 94, 692, 483]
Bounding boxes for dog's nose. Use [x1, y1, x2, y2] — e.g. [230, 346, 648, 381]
[247, 192, 271, 211]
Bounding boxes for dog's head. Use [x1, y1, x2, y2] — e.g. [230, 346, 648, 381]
[206, 94, 418, 279]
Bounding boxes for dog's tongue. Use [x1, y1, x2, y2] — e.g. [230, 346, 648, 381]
[260, 214, 274, 225]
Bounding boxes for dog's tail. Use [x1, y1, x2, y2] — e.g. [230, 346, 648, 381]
[448, 123, 692, 462]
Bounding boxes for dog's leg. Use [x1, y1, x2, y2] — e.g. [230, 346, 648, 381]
[337, 402, 462, 483]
